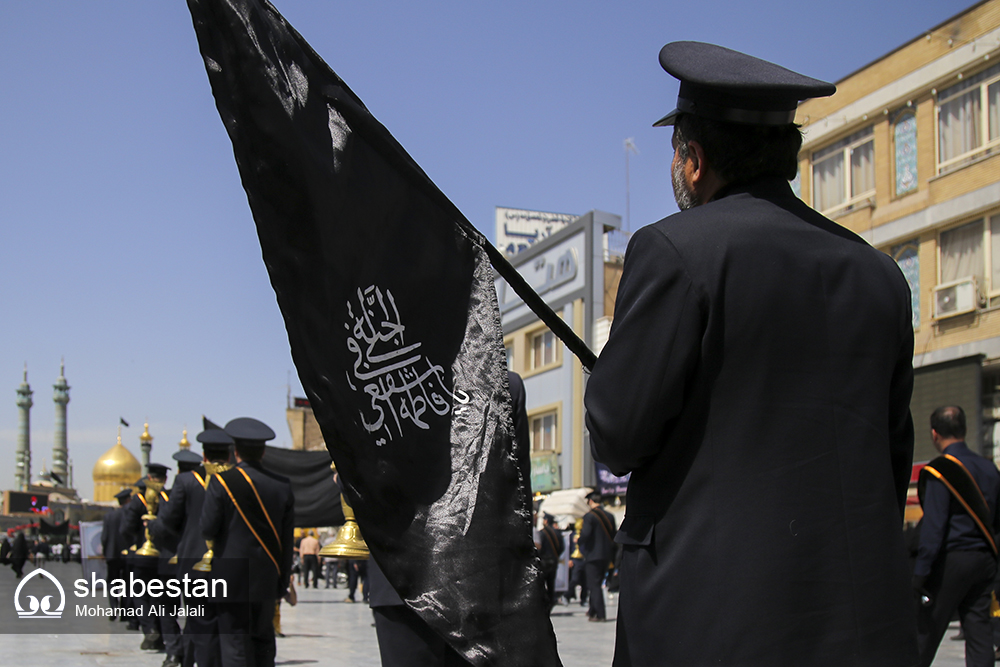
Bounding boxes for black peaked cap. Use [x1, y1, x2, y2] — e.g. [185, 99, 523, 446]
[173, 449, 204, 465]
[147, 463, 171, 477]
[224, 417, 276, 445]
[196, 429, 234, 445]
[653, 41, 836, 127]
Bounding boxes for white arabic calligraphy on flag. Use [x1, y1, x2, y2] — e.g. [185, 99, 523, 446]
[346, 284, 470, 446]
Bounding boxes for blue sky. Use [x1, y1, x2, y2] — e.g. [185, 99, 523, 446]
[0, 1, 968, 499]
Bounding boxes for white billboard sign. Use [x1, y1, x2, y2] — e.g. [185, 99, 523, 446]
[495, 207, 577, 256]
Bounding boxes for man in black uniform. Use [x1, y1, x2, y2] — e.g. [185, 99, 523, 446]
[201, 418, 294, 667]
[579, 492, 616, 622]
[102, 488, 132, 620]
[536, 513, 564, 613]
[154, 433, 231, 667]
[914, 406, 1000, 667]
[585, 42, 918, 666]
[367, 557, 471, 666]
[122, 464, 172, 652]
[150, 448, 213, 667]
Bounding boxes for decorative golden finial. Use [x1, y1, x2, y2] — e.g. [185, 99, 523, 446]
[179, 429, 191, 450]
[141, 423, 153, 445]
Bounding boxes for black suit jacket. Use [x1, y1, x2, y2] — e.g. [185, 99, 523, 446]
[585, 177, 917, 666]
[579, 507, 616, 564]
[154, 469, 209, 574]
[120, 494, 145, 547]
[916, 441, 1000, 577]
[101, 506, 128, 561]
[201, 460, 294, 601]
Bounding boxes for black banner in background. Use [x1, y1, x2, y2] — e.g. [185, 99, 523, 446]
[185, 1, 560, 665]
[261, 446, 343, 528]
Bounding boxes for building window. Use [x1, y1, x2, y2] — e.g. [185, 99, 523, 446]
[939, 220, 984, 287]
[894, 112, 918, 196]
[505, 345, 514, 371]
[530, 410, 558, 452]
[812, 126, 875, 214]
[530, 329, 556, 370]
[892, 240, 920, 329]
[938, 62, 1000, 173]
[936, 216, 1000, 308]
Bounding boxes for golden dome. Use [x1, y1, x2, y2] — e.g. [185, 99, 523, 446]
[92, 434, 143, 502]
[179, 429, 191, 450]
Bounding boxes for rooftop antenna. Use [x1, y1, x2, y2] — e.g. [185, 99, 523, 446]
[624, 138, 639, 232]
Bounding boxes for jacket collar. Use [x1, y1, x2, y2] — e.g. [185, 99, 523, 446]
[710, 175, 795, 204]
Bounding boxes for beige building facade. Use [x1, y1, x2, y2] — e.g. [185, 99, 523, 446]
[497, 211, 627, 493]
[797, 0, 1000, 463]
[287, 396, 327, 451]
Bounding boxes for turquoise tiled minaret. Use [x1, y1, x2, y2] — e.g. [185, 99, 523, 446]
[15, 365, 33, 491]
[52, 359, 70, 486]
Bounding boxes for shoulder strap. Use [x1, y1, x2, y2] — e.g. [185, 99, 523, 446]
[541, 526, 559, 556]
[216, 468, 282, 573]
[588, 508, 614, 542]
[192, 471, 208, 489]
[919, 455, 998, 556]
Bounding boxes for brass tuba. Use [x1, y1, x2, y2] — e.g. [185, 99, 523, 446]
[318, 463, 369, 560]
[570, 517, 585, 559]
[135, 479, 165, 557]
[192, 461, 234, 573]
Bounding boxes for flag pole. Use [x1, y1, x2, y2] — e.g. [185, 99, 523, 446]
[479, 238, 597, 372]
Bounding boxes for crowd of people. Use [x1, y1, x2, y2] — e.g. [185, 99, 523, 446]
[0, 533, 82, 577]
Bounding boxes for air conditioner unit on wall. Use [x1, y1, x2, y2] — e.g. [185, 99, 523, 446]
[933, 277, 980, 320]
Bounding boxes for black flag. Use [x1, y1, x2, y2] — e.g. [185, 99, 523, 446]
[202, 416, 224, 432]
[186, 1, 562, 665]
[261, 445, 344, 528]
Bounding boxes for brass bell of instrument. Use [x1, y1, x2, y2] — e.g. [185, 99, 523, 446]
[570, 517, 584, 559]
[318, 463, 368, 559]
[190, 461, 234, 572]
[192, 540, 214, 573]
[319, 493, 369, 560]
[136, 479, 165, 557]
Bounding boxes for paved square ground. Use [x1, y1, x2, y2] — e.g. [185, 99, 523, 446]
[0, 561, 966, 666]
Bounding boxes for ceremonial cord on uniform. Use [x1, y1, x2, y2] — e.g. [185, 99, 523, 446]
[192, 471, 207, 489]
[236, 467, 281, 548]
[216, 474, 281, 573]
[925, 455, 998, 555]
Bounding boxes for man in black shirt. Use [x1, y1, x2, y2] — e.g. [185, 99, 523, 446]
[579, 492, 616, 622]
[914, 406, 1000, 667]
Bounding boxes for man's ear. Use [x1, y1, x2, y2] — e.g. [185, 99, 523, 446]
[687, 139, 708, 183]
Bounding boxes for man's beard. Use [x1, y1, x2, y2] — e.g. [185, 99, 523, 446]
[671, 157, 700, 210]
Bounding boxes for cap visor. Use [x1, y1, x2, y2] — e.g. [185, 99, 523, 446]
[653, 108, 680, 127]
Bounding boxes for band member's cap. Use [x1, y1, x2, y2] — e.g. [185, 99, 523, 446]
[172, 449, 204, 465]
[224, 417, 276, 447]
[653, 41, 836, 127]
[147, 463, 170, 478]
[196, 428, 234, 457]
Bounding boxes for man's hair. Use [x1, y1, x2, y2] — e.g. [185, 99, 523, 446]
[673, 114, 803, 184]
[205, 451, 231, 464]
[931, 405, 966, 440]
[234, 442, 265, 463]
